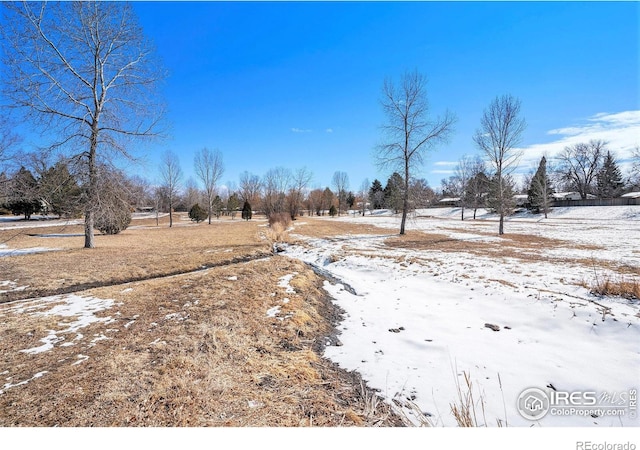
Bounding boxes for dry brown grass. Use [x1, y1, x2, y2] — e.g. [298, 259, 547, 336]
[585, 273, 640, 300]
[1, 213, 272, 302]
[0, 255, 400, 426]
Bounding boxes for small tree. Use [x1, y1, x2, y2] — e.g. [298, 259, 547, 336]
[212, 195, 223, 219]
[527, 156, 553, 217]
[241, 200, 252, 221]
[227, 193, 240, 219]
[7, 167, 41, 219]
[329, 204, 337, 217]
[376, 70, 455, 235]
[194, 148, 224, 225]
[332, 171, 349, 216]
[463, 158, 488, 220]
[384, 172, 404, 213]
[159, 151, 182, 228]
[473, 94, 526, 235]
[369, 179, 385, 210]
[189, 203, 208, 223]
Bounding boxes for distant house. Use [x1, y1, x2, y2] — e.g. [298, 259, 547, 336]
[513, 194, 529, 207]
[552, 192, 596, 201]
[438, 197, 460, 206]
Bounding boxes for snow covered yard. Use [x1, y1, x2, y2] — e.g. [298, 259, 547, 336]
[284, 206, 640, 427]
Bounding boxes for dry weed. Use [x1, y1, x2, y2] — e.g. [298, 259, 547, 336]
[587, 273, 640, 300]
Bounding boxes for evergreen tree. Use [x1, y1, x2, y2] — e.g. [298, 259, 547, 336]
[241, 200, 252, 221]
[212, 195, 224, 219]
[189, 203, 208, 223]
[7, 167, 41, 220]
[596, 151, 624, 199]
[527, 156, 553, 217]
[39, 162, 82, 218]
[368, 179, 384, 210]
[329, 204, 337, 217]
[346, 191, 356, 210]
[227, 193, 241, 219]
[383, 172, 404, 213]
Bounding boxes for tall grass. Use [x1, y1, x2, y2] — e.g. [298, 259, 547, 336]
[266, 213, 292, 244]
[586, 267, 640, 300]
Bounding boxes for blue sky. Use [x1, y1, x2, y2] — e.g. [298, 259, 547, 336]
[10, 1, 640, 192]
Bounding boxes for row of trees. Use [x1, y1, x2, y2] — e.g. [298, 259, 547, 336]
[1, 3, 638, 245]
[440, 140, 636, 224]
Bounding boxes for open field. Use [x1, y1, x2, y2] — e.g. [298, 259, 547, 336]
[0, 213, 400, 426]
[1, 207, 639, 427]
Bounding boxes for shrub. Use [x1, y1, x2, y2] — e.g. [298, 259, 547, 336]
[268, 212, 292, 228]
[94, 201, 131, 235]
[189, 203, 208, 223]
[329, 205, 337, 217]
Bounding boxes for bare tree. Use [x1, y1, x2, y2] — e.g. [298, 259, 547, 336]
[0, 116, 20, 168]
[1, 1, 166, 248]
[464, 156, 488, 220]
[182, 176, 204, 212]
[287, 167, 313, 219]
[159, 151, 182, 228]
[453, 155, 475, 221]
[473, 94, 526, 235]
[376, 70, 455, 235]
[239, 171, 262, 207]
[262, 167, 291, 218]
[331, 171, 349, 216]
[557, 140, 606, 199]
[194, 147, 224, 225]
[630, 146, 640, 189]
[408, 178, 435, 209]
[359, 178, 370, 216]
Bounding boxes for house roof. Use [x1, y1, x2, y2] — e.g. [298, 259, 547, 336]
[621, 191, 640, 199]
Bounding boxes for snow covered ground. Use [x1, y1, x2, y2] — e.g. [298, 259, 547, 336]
[284, 206, 640, 427]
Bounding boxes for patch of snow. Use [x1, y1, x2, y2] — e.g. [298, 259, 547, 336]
[0, 371, 48, 395]
[165, 312, 188, 321]
[278, 273, 298, 294]
[227, 276, 238, 281]
[284, 209, 640, 427]
[72, 354, 89, 365]
[2, 294, 115, 355]
[266, 305, 281, 318]
[0, 246, 61, 257]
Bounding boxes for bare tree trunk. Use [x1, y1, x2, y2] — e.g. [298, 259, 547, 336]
[400, 160, 409, 235]
[84, 124, 99, 248]
[499, 214, 504, 235]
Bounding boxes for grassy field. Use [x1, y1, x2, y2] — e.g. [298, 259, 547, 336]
[0, 214, 401, 426]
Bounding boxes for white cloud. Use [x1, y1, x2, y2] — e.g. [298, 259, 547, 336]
[433, 161, 457, 166]
[291, 128, 312, 133]
[325, 128, 334, 133]
[431, 169, 455, 175]
[517, 110, 640, 171]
